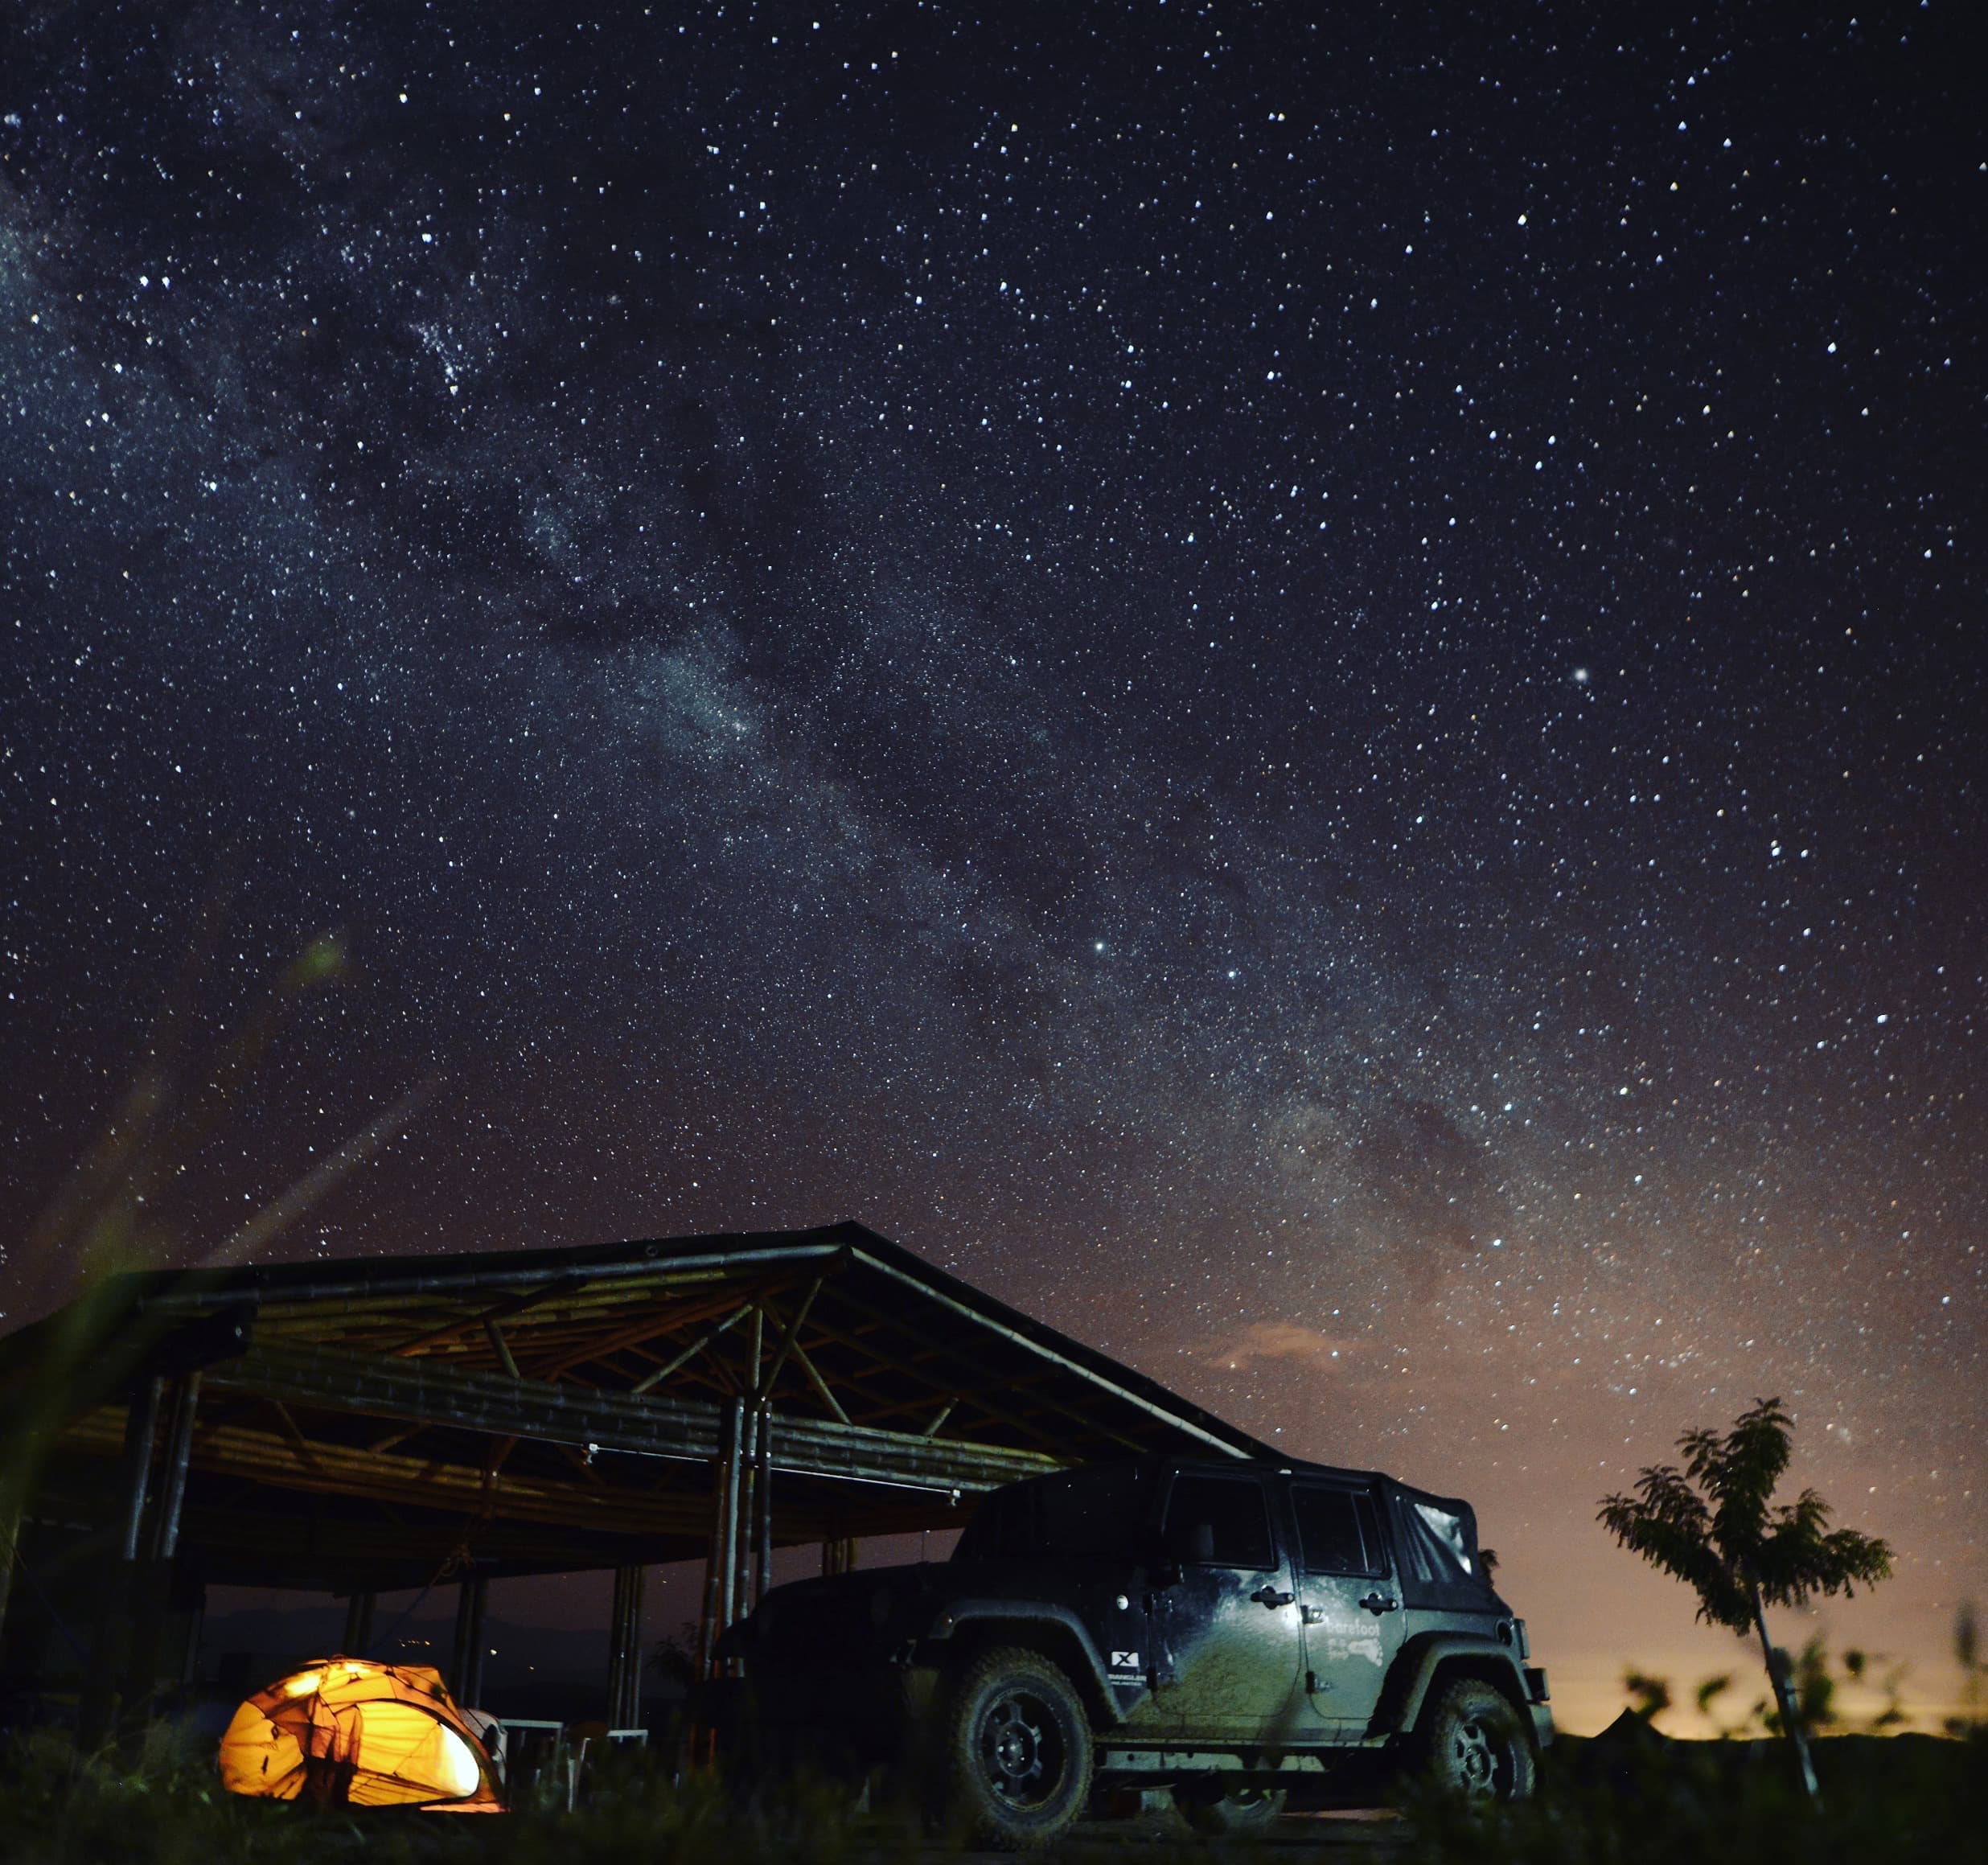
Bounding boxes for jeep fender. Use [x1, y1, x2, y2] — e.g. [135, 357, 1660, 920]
[921, 1599, 1121, 1724]
[1371, 1633, 1536, 1743]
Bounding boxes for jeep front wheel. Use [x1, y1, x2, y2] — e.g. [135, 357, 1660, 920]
[939, 1646, 1094, 1847]
[1419, 1677, 1536, 1801]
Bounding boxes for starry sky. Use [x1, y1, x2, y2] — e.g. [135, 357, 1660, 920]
[3, 2, 1982, 1732]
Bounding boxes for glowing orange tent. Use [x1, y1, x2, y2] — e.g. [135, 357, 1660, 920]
[217, 1657, 503, 1810]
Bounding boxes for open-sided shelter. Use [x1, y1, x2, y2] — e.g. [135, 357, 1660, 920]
[0, 1222, 1271, 1727]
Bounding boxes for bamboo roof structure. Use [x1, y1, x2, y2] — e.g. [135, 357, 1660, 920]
[2, 1223, 1272, 1595]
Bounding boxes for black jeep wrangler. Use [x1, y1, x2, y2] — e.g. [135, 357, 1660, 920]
[724, 1456, 1551, 1846]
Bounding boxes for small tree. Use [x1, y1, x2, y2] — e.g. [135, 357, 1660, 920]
[1599, 1397, 1891, 1801]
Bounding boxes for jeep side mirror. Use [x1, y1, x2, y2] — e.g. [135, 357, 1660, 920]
[1152, 1559, 1182, 1590]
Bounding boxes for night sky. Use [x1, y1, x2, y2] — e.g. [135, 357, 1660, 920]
[3, 2, 1982, 1731]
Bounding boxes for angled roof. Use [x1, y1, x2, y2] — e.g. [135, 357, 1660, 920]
[9, 1223, 1271, 1590]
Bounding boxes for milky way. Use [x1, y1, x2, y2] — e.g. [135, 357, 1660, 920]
[2, 3, 1982, 1727]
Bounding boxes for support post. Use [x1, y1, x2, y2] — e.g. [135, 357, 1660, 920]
[81, 1392, 162, 1749]
[606, 1569, 625, 1727]
[753, 1406, 774, 1609]
[118, 1378, 165, 1563]
[117, 1372, 201, 1746]
[0, 1496, 20, 1649]
[176, 1579, 207, 1707]
[342, 1589, 376, 1659]
[719, 1398, 744, 1650]
[148, 1373, 202, 1563]
[450, 1571, 487, 1708]
[626, 1563, 647, 1723]
[737, 1407, 760, 1617]
[607, 1563, 646, 1727]
[696, 1506, 722, 1682]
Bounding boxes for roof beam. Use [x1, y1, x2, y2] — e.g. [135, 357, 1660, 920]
[628, 1301, 754, 1395]
[386, 1278, 591, 1359]
[60, 1406, 712, 1538]
[532, 1276, 807, 1383]
[856, 1249, 1251, 1460]
[795, 1301, 1088, 1457]
[790, 1337, 850, 1425]
[135, 1238, 852, 1314]
[202, 1339, 1062, 1493]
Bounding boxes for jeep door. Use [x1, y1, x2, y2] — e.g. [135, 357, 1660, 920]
[1290, 1479, 1404, 1740]
[1147, 1469, 1305, 1740]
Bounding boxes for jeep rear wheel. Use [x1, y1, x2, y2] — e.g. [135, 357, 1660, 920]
[1419, 1678, 1535, 1801]
[1174, 1781, 1288, 1834]
[940, 1647, 1093, 1848]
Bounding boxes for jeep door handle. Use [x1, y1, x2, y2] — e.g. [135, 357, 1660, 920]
[1250, 1586, 1296, 1609]
[1359, 1592, 1400, 1616]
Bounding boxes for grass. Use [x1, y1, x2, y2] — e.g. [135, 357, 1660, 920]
[2, 1723, 1983, 1865]
[1398, 1728, 1988, 1865]
[0, 1724, 918, 1865]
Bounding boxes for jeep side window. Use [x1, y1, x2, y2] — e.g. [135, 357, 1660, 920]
[1398, 1498, 1478, 1584]
[1292, 1484, 1384, 1576]
[1162, 1473, 1275, 1570]
[955, 1465, 1148, 1560]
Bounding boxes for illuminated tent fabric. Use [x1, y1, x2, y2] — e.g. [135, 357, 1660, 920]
[217, 1658, 502, 1810]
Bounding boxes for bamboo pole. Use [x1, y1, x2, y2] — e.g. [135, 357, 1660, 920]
[150, 1373, 202, 1562]
[342, 1589, 376, 1658]
[117, 1378, 164, 1563]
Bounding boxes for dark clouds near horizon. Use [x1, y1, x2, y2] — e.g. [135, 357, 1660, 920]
[2, 0, 1983, 1712]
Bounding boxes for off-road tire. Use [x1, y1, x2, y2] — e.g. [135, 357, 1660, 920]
[939, 1645, 1094, 1848]
[1174, 1781, 1289, 1834]
[1419, 1677, 1536, 1801]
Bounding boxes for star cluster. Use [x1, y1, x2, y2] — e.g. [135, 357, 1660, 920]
[2, 2, 1981, 1727]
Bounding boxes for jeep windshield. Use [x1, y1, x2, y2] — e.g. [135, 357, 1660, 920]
[953, 1464, 1148, 1561]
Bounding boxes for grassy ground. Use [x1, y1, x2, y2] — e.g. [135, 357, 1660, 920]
[1398, 1730, 1986, 1865]
[2, 1726, 1982, 1864]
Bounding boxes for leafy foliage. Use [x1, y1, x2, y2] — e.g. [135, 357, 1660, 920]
[1597, 1398, 1892, 1635]
[1623, 1669, 1673, 1724]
